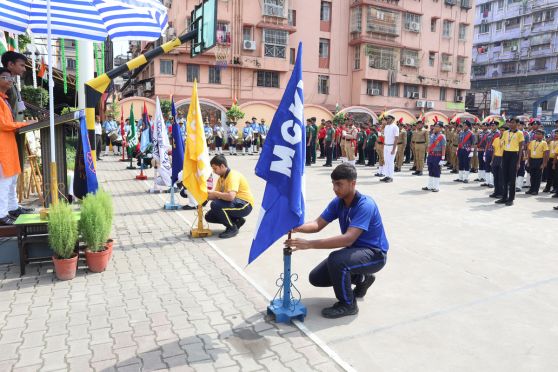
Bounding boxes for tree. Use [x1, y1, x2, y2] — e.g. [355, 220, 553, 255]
[21, 86, 48, 108]
[160, 99, 172, 118]
[226, 104, 245, 123]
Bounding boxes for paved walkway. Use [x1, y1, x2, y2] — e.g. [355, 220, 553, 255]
[0, 157, 343, 372]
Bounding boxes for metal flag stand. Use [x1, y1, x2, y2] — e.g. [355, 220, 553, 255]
[164, 185, 181, 210]
[190, 205, 212, 238]
[267, 232, 307, 323]
[135, 160, 147, 180]
[126, 153, 136, 169]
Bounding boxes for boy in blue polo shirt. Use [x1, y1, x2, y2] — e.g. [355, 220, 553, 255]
[286, 163, 389, 318]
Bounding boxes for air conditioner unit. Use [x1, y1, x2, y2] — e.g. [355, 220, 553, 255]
[455, 96, 464, 102]
[410, 22, 420, 32]
[403, 57, 416, 67]
[243, 40, 257, 50]
[408, 92, 420, 99]
[367, 88, 380, 96]
[145, 81, 153, 91]
[426, 101, 435, 109]
[416, 100, 426, 108]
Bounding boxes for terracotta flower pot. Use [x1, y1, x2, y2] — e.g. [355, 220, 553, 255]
[85, 245, 110, 273]
[106, 239, 114, 261]
[52, 254, 78, 281]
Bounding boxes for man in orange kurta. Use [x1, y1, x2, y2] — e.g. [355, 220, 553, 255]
[0, 68, 30, 225]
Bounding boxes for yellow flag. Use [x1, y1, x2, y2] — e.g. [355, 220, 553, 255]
[182, 81, 211, 204]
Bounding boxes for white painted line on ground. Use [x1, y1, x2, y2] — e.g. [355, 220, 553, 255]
[148, 183, 356, 372]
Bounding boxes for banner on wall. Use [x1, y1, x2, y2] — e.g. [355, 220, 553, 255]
[490, 89, 502, 115]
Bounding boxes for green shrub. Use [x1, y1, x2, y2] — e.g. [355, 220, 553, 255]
[95, 189, 113, 243]
[48, 201, 77, 259]
[226, 104, 245, 122]
[79, 193, 106, 252]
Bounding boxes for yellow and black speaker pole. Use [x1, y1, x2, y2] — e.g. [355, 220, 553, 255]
[84, 30, 197, 162]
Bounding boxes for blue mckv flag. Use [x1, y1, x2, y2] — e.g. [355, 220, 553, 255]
[73, 116, 99, 199]
[171, 99, 184, 185]
[249, 42, 305, 264]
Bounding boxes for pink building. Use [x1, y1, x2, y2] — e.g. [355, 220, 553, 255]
[125, 0, 474, 122]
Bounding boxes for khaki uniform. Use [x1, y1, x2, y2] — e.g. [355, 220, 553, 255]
[343, 126, 358, 161]
[411, 128, 429, 172]
[375, 134, 385, 167]
[395, 129, 407, 170]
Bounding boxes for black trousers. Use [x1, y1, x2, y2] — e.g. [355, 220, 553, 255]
[545, 161, 558, 191]
[492, 156, 503, 196]
[205, 199, 252, 229]
[309, 247, 386, 305]
[325, 141, 333, 165]
[502, 151, 519, 201]
[367, 146, 376, 166]
[306, 144, 312, 165]
[95, 135, 102, 159]
[357, 144, 365, 164]
[319, 139, 325, 158]
[404, 144, 411, 163]
[528, 159, 543, 193]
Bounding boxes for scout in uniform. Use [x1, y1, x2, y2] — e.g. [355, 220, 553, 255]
[411, 120, 428, 176]
[470, 123, 480, 173]
[306, 118, 316, 166]
[450, 124, 460, 173]
[323, 120, 335, 167]
[204, 122, 214, 155]
[250, 117, 260, 153]
[374, 123, 385, 177]
[395, 120, 407, 172]
[213, 121, 224, 154]
[404, 124, 413, 164]
[474, 124, 489, 182]
[525, 129, 549, 195]
[489, 124, 506, 198]
[311, 117, 319, 164]
[516, 120, 531, 191]
[259, 119, 268, 148]
[496, 118, 524, 206]
[242, 121, 253, 155]
[543, 131, 558, 193]
[454, 121, 475, 183]
[422, 121, 446, 192]
[343, 121, 358, 165]
[227, 122, 238, 156]
[481, 121, 499, 188]
[356, 124, 367, 165]
[366, 126, 378, 167]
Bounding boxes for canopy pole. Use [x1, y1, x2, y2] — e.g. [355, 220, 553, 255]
[46, 0, 58, 204]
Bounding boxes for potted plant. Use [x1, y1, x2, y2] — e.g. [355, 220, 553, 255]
[226, 104, 245, 123]
[48, 201, 78, 280]
[95, 190, 114, 260]
[80, 193, 110, 273]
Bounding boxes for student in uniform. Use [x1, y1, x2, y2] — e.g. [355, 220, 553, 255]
[242, 121, 253, 155]
[454, 121, 475, 183]
[381, 115, 399, 182]
[423, 121, 446, 192]
[394, 121, 407, 172]
[489, 124, 506, 199]
[356, 124, 367, 165]
[481, 121, 498, 188]
[323, 120, 335, 167]
[228, 122, 238, 156]
[543, 131, 558, 193]
[366, 126, 377, 167]
[205, 155, 254, 239]
[496, 118, 524, 206]
[525, 129, 549, 195]
[286, 163, 389, 319]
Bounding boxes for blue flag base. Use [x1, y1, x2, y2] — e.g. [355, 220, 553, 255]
[164, 187, 181, 210]
[267, 247, 307, 324]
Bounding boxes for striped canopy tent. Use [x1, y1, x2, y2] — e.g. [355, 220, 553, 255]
[450, 112, 481, 124]
[382, 109, 415, 124]
[482, 114, 504, 125]
[423, 111, 449, 125]
[0, 0, 168, 202]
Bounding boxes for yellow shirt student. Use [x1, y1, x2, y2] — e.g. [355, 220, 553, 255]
[501, 130, 525, 152]
[493, 136, 504, 157]
[528, 140, 548, 159]
[215, 169, 255, 206]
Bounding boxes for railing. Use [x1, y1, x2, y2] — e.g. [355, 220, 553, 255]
[263, 4, 286, 18]
[369, 56, 396, 70]
[367, 23, 399, 35]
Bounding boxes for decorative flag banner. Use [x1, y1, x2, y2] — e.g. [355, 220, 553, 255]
[0, 32, 8, 54]
[60, 38, 67, 94]
[73, 115, 99, 199]
[249, 42, 306, 264]
[127, 104, 137, 156]
[182, 80, 211, 205]
[37, 58, 47, 80]
[153, 97, 172, 187]
[139, 103, 152, 153]
[171, 98, 184, 185]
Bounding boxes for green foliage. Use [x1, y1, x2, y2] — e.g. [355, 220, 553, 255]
[18, 33, 31, 51]
[160, 99, 172, 118]
[48, 201, 78, 259]
[21, 86, 49, 108]
[79, 193, 106, 252]
[226, 104, 245, 123]
[333, 112, 348, 126]
[95, 189, 113, 243]
[61, 107, 78, 115]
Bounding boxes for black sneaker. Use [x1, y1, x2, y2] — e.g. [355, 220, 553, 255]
[182, 205, 196, 210]
[321, 301, 358, 319]
[0, 216, 15, 226]
[495, 198, 508, 204]
[353, 275, 376, 298]
[422, 186, 431, 191]
[489, 193, 502, 198]
[219, 226, 239, 239]
[505, 200, 514, 206]
[235, 217, 246, 230]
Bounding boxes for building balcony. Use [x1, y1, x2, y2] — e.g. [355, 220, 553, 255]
[530, 21, 558, 34]
[367, 23, 399, 36]
[530, 46, 555, 58]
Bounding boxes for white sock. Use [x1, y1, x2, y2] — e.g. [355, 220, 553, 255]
[464, 171, 469, 181]
[427, 177, 433, 189]
[434, 178, 440, 190]
[459, 171, 463, 180]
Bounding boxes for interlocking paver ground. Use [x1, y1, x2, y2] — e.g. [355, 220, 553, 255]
[0, 157, 344, 372]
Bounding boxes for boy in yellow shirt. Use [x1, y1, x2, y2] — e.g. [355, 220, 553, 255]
[496, 118, 525, 206]
[489, 124, 506, 199]
[526, 129, 549, 195]
[543, 132, 558, 193]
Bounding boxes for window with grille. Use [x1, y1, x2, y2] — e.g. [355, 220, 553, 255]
[367, 7, 399, 35]
[354, 45, 361, 69]
[439, 87, 446, 101]
[532, 58, 546, 70]
[350, 7, 362, 33]
[367, 80, 383, 95]
[243, 26, 252, 42]
[367, 45, 398, 70]
[457, 57, 466, 73]
[498, 0, 504, 9]
[404, 13, 421, 32]
[216, 22, 230, 44]
[263, 0, 286, 18]
[403, 84, 419, 98]
[319, 39, 330, 58]
[458, 24, 467, 40]
[208, 66, 221, 84]
[263, 29, 288, 58]
[505, 17, 520, 29]
[480, 3, 490, 13]
[443, 20, 453, 37]
[160, 60, 173, 75]
[318, 75, 329, 94]
[479, 23, 490, 34]
[388, 84, 399, 97]
[502, 62, 516, 74]
[441, 54, 452, 71]
[431, 18, 437, 32]
[473, 66, 486, 76]
[257, 71, 280, 88]
[495, 21, 502, 31]
[320, 1, 331, 22]
[67, 58, 76, 70]
[186, 64, 199, 82]
[288, 9, 297, 26]
[429, 52, 435, 66]
[401, 50, 419, 67]
[422, 86, 428, 99]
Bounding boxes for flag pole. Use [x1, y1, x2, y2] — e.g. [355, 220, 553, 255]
[190, 205, 212, 238]
[267, 232, 307, 323]
[135, 159, 147, 180]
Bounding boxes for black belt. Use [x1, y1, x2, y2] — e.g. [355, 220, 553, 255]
[397, 142, 403, 144]
[413, 141, 425, 144]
